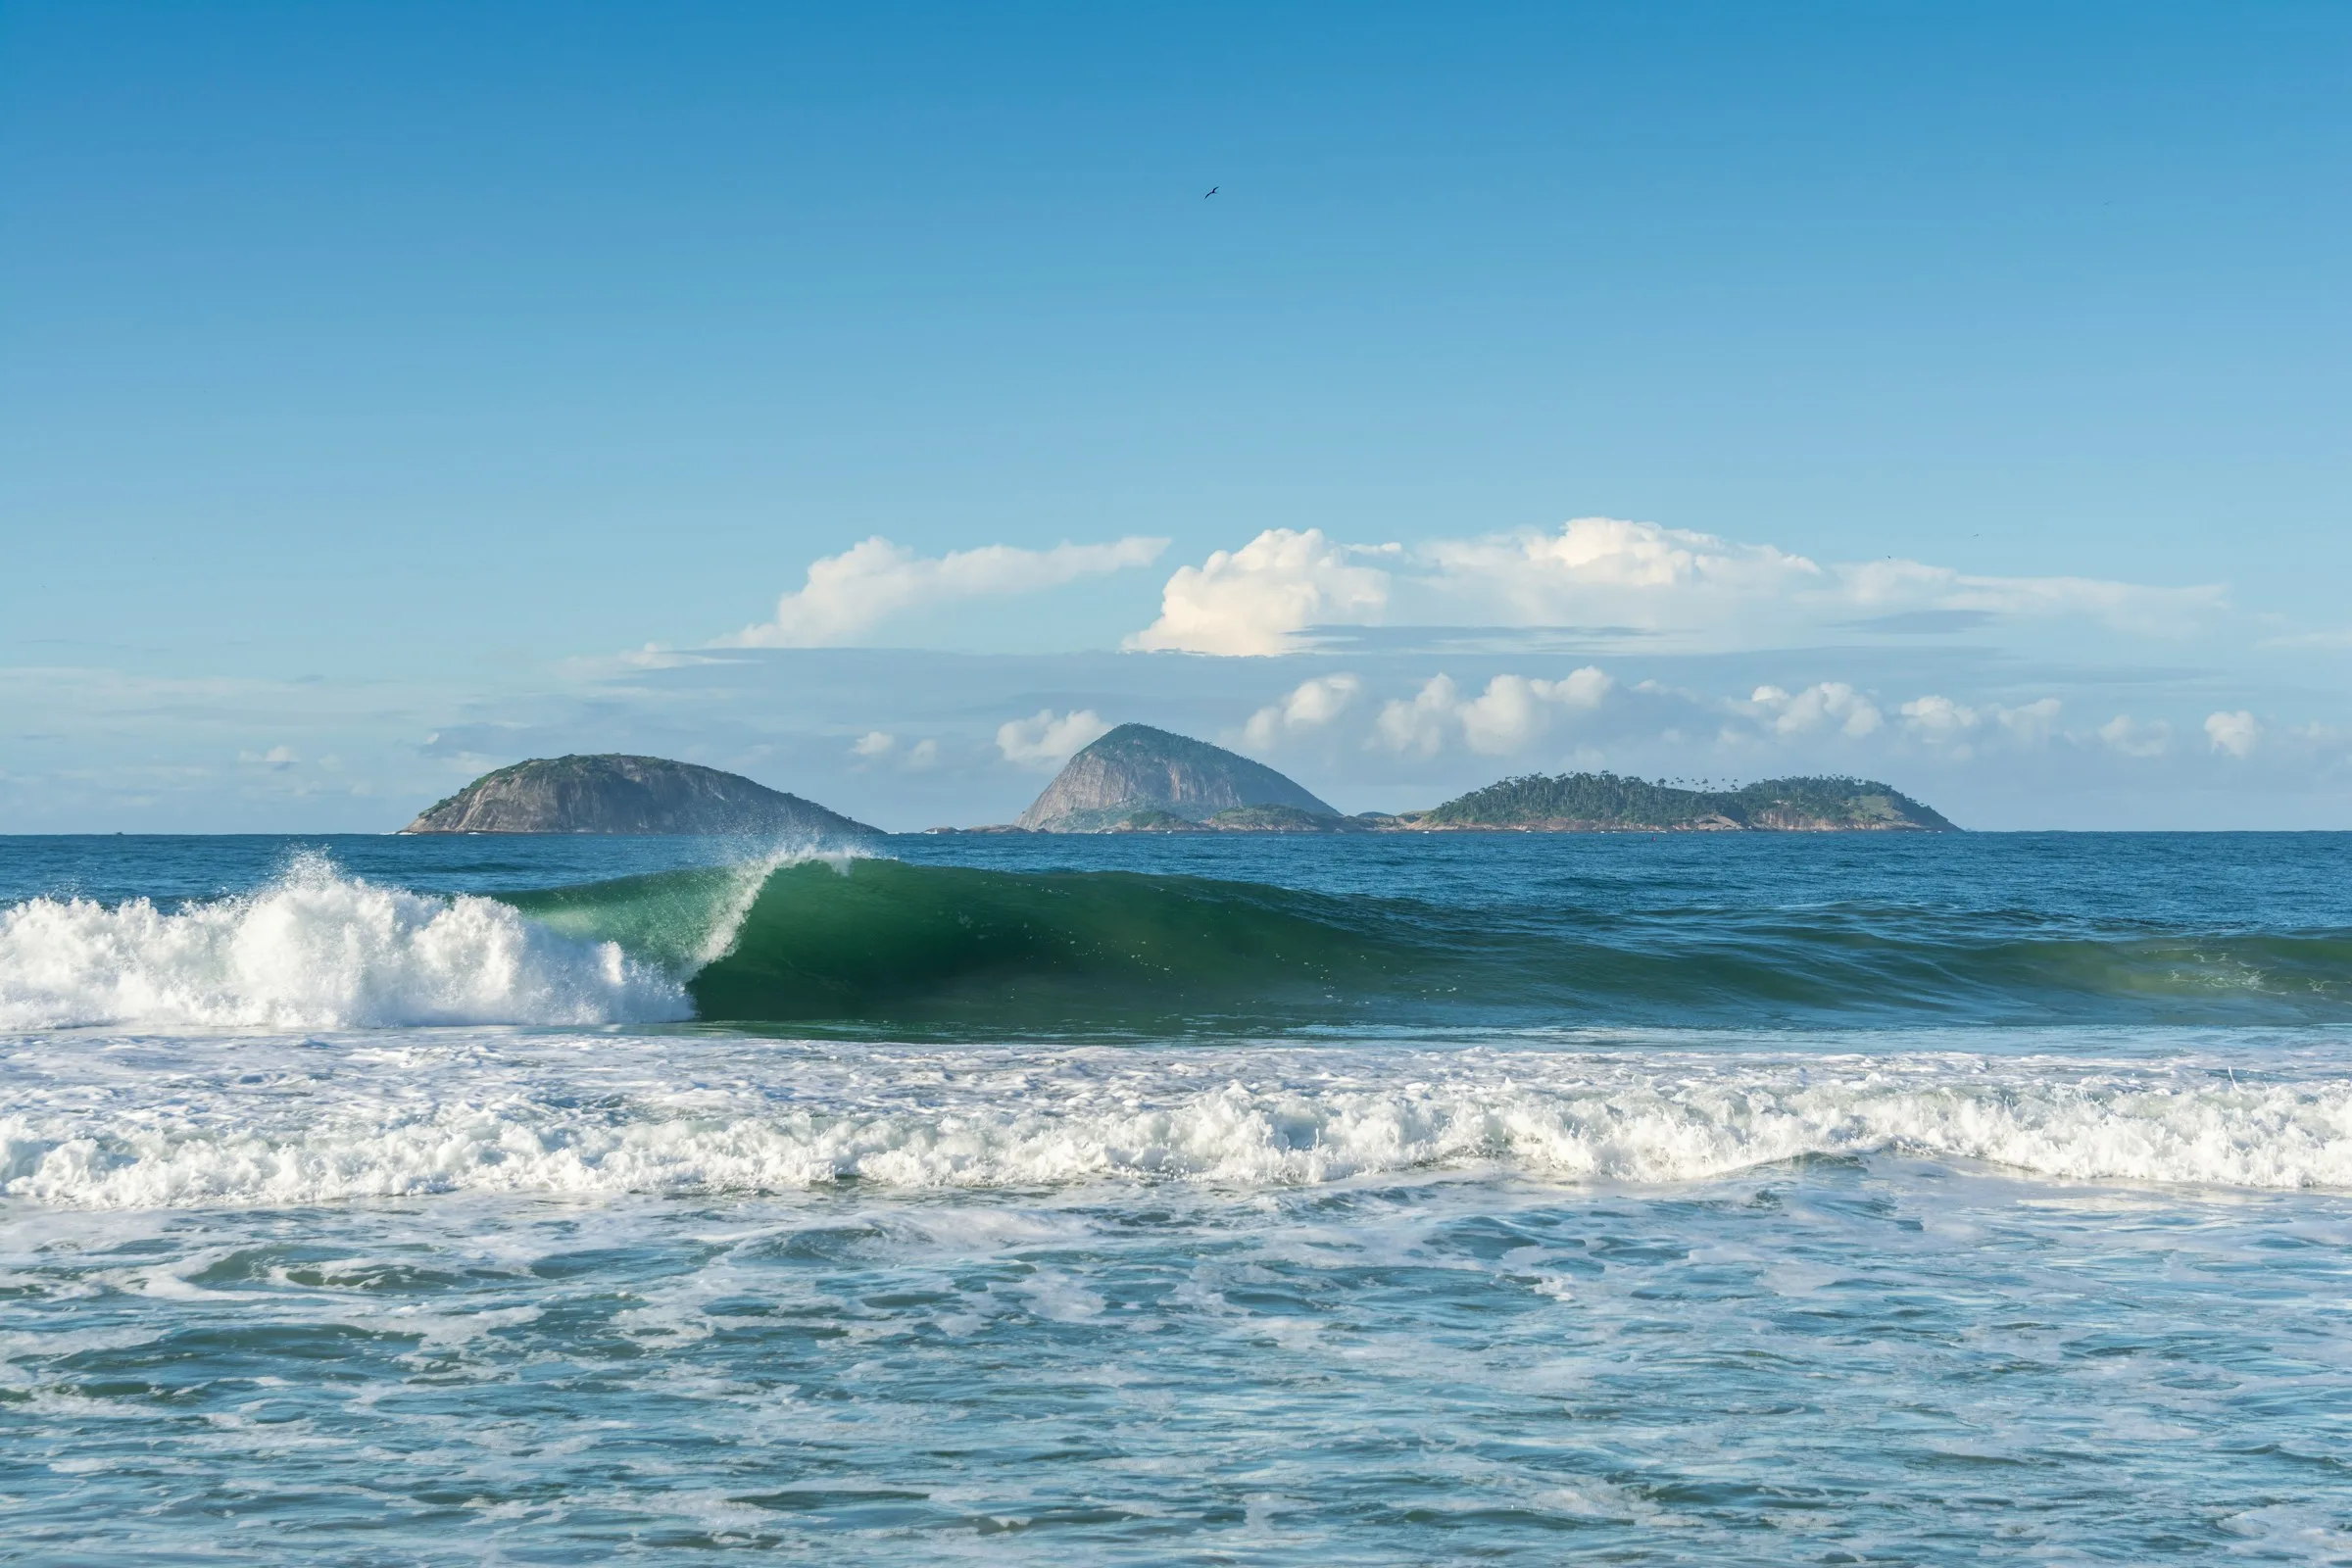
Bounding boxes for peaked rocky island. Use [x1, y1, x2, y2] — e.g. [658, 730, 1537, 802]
[991, 724, 1956, 833]
[1012, 723, 1347, 832]
[402, 755, 880, 838]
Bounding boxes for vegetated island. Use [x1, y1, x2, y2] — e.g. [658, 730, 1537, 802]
[954, 722, 1956, 834]
[401, 755, 881, 837]
[1393, 772, 1957, 832]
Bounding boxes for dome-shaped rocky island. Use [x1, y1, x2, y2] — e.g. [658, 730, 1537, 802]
[402, 755, 879, 838]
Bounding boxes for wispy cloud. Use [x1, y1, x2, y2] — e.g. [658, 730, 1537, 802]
[848, 730, 942, 771]
[2098, 714, 2174, 759]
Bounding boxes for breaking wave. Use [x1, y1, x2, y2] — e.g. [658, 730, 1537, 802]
[7, 848, 2352, 1034]
[574, 858, 2352, 1031]
[5, 1040, 2348, 1207]
[0, 854, 690, 1030]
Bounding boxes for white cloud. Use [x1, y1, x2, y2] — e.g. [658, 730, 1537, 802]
[996, 709, 1110, 770]
[1997, 697, 2064, 746]
[738, 535, 1167, 648]
[1372, 668, 1612, 757]
[1420, 516, 1826, 627]
[1372, 675, 1462, 758]
[1749, 683, 1883, 738]
[1241, 673, 1364, 749]
[2204, 710, 2261, 759]
[845, 729, 939, 772]
[2099, 714, 2173, 758]
[238, 746, 300, 770]
[1127, 529, 1394, 656]
[1131, 517, 2225, 655]
[1900, 695, 1977, 746]
[1899, 694, 2062, 753]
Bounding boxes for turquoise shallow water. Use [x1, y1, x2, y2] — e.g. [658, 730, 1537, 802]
[2, 834, 2350, 1562]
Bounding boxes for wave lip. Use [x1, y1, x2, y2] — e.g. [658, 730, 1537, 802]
[6, 1043, 2347, 1207]
[574, 857, 2352, 1032]
[0, 854, 689, 1031]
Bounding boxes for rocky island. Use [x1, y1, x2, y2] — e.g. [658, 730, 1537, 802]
[976, 725, 1954, 835]
[1394, 772, 1956, 832]
[402, 755, 880, 837]
[1011, 724, 1350, 833]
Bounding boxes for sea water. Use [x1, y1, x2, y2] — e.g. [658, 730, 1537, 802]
[2, 833, 2349, 1563]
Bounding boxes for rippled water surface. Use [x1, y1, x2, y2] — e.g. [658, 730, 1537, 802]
[3, 833, 2350, 1562]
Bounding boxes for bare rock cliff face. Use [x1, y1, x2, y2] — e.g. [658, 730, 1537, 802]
[403, 755, 880, 837]
[1017, 725, 1339, 832]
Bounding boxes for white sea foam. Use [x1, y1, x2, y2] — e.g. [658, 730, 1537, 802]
[3, 1036, 2346, 1207]
[0, 856, 690, 1031]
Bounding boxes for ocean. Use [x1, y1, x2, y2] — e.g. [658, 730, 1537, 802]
[2, 831, 2348, 1563]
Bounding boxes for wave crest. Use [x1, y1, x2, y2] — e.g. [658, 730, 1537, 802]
[0, 854, 690, 1030]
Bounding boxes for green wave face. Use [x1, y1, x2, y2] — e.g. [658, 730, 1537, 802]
[505, 866, 767, 975]
[501, 858, 2352, 1033]
[686, 859, 1431, 1030]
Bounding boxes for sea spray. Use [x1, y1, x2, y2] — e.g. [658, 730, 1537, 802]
[0, 852, 688, 1030]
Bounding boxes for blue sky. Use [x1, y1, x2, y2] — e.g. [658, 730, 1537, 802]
[2, 2, 2347, 830]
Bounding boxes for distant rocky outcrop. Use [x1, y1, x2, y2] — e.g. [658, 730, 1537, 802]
[1015, 724, 1345, 833]
[402, 755, 881, 837]
[1397, 773, 1956, 832]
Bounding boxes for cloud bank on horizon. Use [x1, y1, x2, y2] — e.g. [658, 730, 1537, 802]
[2, 512, 2341, 833]
[1126, 517, 2226, 656]
[734, 516, 2227, 657]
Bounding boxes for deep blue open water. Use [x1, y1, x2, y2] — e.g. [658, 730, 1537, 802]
[2, 832, 2349, 1562]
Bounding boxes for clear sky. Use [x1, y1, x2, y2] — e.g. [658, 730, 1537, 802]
[3, 1, 2347, 830]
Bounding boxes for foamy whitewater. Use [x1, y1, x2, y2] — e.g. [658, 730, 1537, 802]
[9, 1034, 2352, 1208]
[5, 832, 2350, 1562]
[0, 853, 689, 1030]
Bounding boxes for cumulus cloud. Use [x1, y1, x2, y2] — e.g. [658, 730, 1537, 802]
[1127, 529, 1393, 657]
[2099, 715, 2173, 758]
[738, 535, 1167, 648]
[2204, 710, 2261, 759]
[996, 709, 1110, 770]
[1372, 668, 1613, 757]
[1129, 517, 2224, 655]
[1898, 695, 2063, 755]
[1241, 673, 1364, 750]
[1898, 695, 1977, 747]
[1998, 698, 2065, 746]
[1421, 516, 1826, 625]
[1748, 683, 1883, 739]
[1371, 676, 1462, 758]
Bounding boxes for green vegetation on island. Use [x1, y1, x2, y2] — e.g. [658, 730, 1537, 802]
[1399, 772, 1957, 832]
